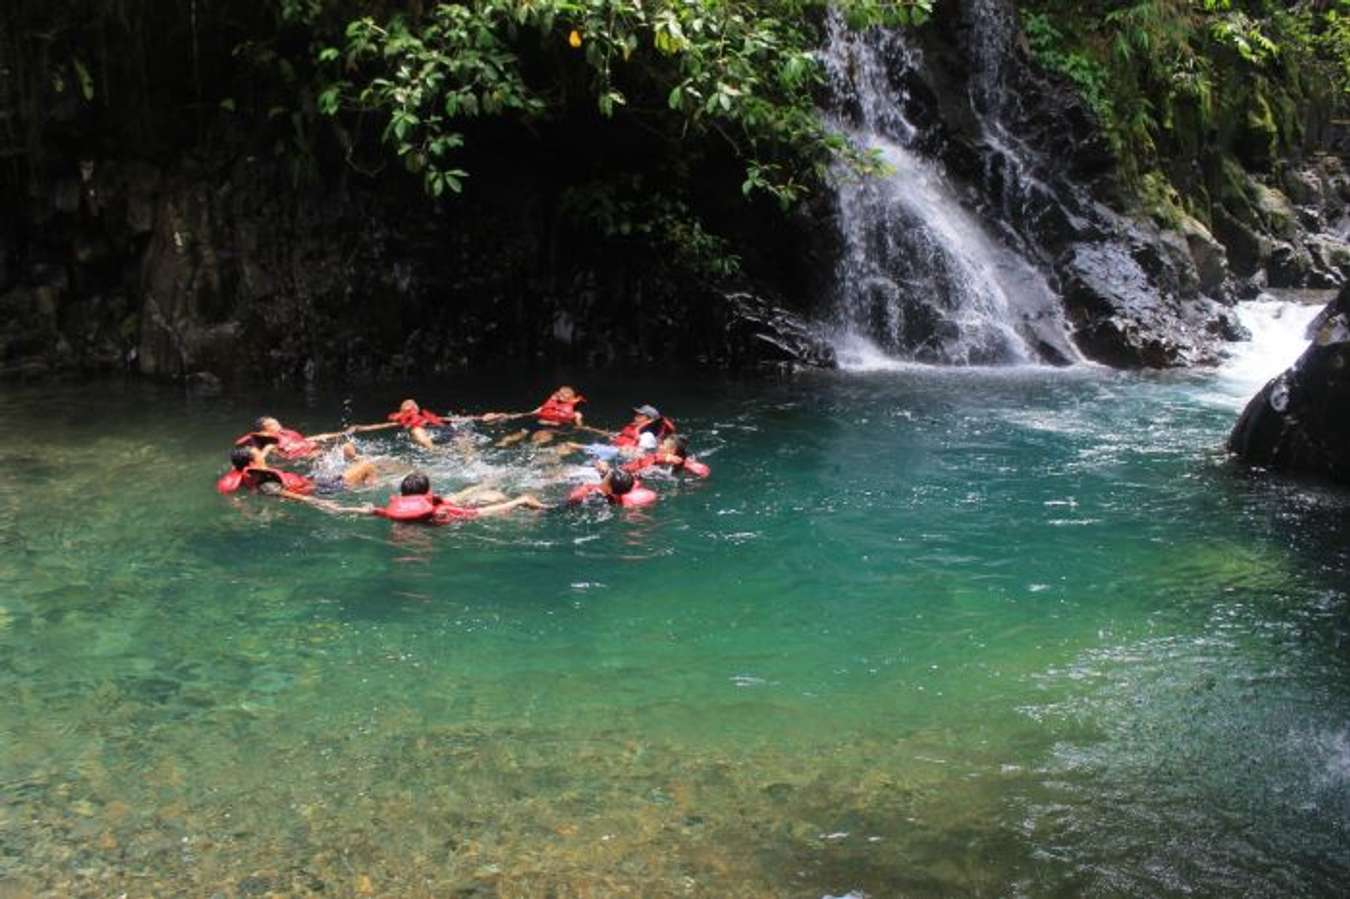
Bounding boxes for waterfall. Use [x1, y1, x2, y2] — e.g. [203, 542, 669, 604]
[824, 12, 1077, 368]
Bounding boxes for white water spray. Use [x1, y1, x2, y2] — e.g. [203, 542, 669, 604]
[1211, 299, 1321, 404]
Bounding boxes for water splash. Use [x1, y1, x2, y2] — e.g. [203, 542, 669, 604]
[823, 14, 1075, 367]
[1207, 299, 1321, 407]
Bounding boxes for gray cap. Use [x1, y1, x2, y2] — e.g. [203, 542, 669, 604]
[633, 404, 661, 418]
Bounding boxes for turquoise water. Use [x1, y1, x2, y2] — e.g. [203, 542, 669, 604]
[1, 361, 1348, 897]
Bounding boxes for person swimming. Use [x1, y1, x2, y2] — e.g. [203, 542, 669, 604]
[554, 403, 671, 462]
[217, 444, 386, 510]
[622, 434, 711, 478]
[567, 466, 658, 508]
[486, 385, 590, 448]
[369, 472, 547, 524]
[235, 416, 350, 461]
[309, 442, 396, 494]
[612, 404, 676, 448]
[217, 445, 315, 496]
[351, 399, 450, 451]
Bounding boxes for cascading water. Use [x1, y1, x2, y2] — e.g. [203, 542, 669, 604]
[824, 12, 1078, 368]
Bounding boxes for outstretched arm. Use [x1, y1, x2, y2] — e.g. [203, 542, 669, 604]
[348, 421, 401, 433]
[308, 428, 357, 442]
[472, 494, 549, 516]
[281, 491, 373, 515]
[477, 407, 542, 423]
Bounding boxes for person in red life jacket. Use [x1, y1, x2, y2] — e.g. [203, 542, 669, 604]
[369, 472, 547, 523]
[485, 385, 589, 448]
[216, 445, 321, 503]
[622, 435, 711, 479]
[217, 444, 382, 502]
[350, 398, 452, 451]
[236, 416, 350, 461]
[566, 467, 658, 508]
[555, 403, 672, 463]
[612, 404, 676, 448]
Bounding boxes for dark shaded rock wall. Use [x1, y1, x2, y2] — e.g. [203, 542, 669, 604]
[0, 149, 834, 384]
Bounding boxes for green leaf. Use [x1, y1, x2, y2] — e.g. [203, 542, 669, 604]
[72, 58, 94, 101]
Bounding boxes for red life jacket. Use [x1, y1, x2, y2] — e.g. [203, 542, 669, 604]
[612, 417, 676, 448]
[217, 466, 314, 495]
[235, 427, 317, 460]
[387, 408, 447, 430]
[373, 493, 439, 522]
[619, 485, 658, 507]
[566, 483, 603, 505]
[623, 453, 711, 479]
[566, 481, 658, 508]
[681, 459, 711, 478]
[373, 493, 477, 524]
[216, 469, 245, 494]
[537, 394, 585, 426]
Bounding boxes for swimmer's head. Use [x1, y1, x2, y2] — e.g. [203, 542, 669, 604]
[637, 430, 659, 451]
[341, 442, 358, 461]
[229, 446, 254, 470]
[400, 472, 431, 496]
[555, 385, 578, 401]
[666, 435, 689, 458]
[257, 480, 283, 496]
[399, 398, 419, 413]
[605, 468, 635, 496]
[254, 416, 281, 434]
[631, 404, 659, 425]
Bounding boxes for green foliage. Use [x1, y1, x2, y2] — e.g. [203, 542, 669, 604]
[1023, 12, 1113, 123]
[1018, 0, 1346, 198]
[560, 181, 743, 277]
[298, 0, 931, 206]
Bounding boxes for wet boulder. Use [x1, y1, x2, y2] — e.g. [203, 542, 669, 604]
[1056, 242, 1220, 367]
[1229, 287, 1350, 484]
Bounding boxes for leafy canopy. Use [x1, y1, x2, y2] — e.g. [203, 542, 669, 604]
[299, 0, 933, 205]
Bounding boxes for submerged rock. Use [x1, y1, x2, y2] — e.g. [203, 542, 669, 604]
[1229, 286, 1350, 483]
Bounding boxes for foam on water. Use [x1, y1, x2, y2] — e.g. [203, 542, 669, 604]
[1209, 299, 1321, 405]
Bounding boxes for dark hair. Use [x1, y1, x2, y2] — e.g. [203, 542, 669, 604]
[400, 472, 431, 495]
[671, 435, 689, 458]
[230, 446, 254, 470]
[607, 468, 635, 495]
[253, 416, 270, 432]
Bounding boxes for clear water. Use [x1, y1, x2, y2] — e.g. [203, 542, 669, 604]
[1, 313, 1347, 897]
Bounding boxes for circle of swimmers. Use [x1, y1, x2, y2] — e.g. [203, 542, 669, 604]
[216, 386, 710, 524]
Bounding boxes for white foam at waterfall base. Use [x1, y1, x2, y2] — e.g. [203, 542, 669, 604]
[1208, 299, 1322, 407]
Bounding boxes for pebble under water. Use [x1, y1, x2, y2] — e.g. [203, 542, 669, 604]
[1, 332, 1348, 896]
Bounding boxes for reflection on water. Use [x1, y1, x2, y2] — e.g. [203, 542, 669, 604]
[0, 361, 1347, 896]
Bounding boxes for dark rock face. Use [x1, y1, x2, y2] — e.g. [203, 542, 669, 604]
[1229, 286, 1350, 484]
[719, 291, 837, 369]
[883, 0, 1242, 367]
[1, 152, 831, 383]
